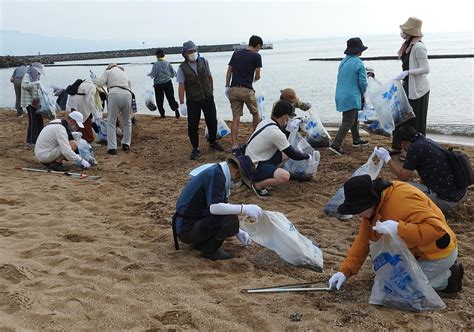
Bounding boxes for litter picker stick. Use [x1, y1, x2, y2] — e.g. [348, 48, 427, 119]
[246, 287, 331, 294]
[16, 166, 102, 180]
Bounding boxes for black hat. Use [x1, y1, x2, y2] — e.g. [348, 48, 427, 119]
[229, 155, 255, 188]
[344, 37, 368, 55]
[338, 175, 379, 215]
[394, 125, 419, 143]
[272, 100, 294, 118]
[155, 48, 165, 57]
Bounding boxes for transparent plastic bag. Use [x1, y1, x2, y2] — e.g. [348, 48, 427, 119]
[72, 133, 97, 166]
[205, 115, 230, 140]
[283, 131, 320, 177]
[254, 82, 265, 120]
[144, 89, 157, 111]
[93, 118, 107, 143]
[37, 84, 57, 120]
[324, 151, 384, 219]
[367, 78, 396, 134]
[369, 222, 446, 311]
[241, 210, 323, 272]
[303, 110, 331, 148]
[389, 80, 415, 126]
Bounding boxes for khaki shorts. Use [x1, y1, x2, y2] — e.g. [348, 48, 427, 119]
[229, 86, 258, 117]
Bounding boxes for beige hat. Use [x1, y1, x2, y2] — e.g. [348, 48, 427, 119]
[400, 17, 423, 37]
[280, 88, 300, 104]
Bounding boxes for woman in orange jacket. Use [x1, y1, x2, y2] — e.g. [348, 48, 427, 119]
[328, 175, 463, 294]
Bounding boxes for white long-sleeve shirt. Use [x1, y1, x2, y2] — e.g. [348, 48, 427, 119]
[94, 67, 131, 95]
[67, 81, 100, 119]
[35, 119, 81, 163]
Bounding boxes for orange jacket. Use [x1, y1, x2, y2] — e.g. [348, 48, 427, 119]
[340, 181, 457, 278]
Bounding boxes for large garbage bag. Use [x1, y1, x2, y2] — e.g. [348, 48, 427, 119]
[144, 89, 157, 111]
[283, 131, 320, 177]
[205, 115, 230, 140]
[324, 151, 384, 219]
[241, 211, 323, 272]
[303, 110, 331, 148]
[369, 222, 446, 312]
[37, 84, 57, 120]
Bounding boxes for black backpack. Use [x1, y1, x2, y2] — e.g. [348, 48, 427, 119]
[65, 79, 86, 95]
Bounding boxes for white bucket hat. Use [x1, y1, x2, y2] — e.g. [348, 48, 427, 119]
[400, 17, 423, 37]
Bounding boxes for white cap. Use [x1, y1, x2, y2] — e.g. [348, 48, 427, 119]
[68, 111, 84, 128]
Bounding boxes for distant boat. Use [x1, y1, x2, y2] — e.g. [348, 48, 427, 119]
[232, 43, 273, 50]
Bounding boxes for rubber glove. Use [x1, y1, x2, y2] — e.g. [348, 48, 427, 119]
[393, 70, 408, 81]
[307, 153, 313, 162]
[80, 159, 91, 169]
[373, 220, 398, 235]
[374, 147, 391, 163]
[225, 87, 230, 99]
[285, 118, 302, 132]
[328, 272, 346, 290]
[178, 104, 187, 117]
[242, 204, 263, 220]
[89, 70, 97, 80]
[236, 229, 252, 246]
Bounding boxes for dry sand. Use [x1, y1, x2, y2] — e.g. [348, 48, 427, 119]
[0, 108, 472, 330]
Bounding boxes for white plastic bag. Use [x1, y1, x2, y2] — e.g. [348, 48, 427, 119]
[144, 89, 157, 111]
[369, 222, 446, 311]
[241, 211, 323, 272]
[205, 116, 230, 140]
[72, 132, 97, 166]
[37, 84, 57, 120]
[93, 118, 107, 143]
[367, 78, 396, 134]
[283, 131, 320, 177]
[303, 110, 331, 148]
[254, 82, 265, 120]
[324, 151, 384, 219]
[389, 80, 415, 126]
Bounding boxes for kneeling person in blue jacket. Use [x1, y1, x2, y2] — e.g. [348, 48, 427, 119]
[172, 156, 262, 261]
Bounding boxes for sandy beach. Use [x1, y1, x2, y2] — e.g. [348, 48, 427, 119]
[0, 108, 472, 330]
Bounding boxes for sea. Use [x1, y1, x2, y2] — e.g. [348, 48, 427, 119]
[1, 32, 473, 138]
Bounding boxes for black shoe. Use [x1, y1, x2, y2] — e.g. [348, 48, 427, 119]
[190, 148, 200, 160]
[174, 109, 180, 119]
[122, 144, 130, 152]
[46, 162, 69, 172]
[209, 142, 224, 152]
[159, 114, 166, 118]
[200, 248, 234, 261]
[252, 183, 271, 198]
[191, 243, 202, 251]
[107, 149, 117, 155]
[290, 173, 313, 182]
[442, 262, 464, 293]
[329, 145, 344, 155]
[352, 140, 369, 147]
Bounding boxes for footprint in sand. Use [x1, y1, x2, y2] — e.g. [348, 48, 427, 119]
[0, 264, 28, 284]
[0, 290, 33, 313]
[152, 310, 196, 328]
[63, 233, 95, 243]
[0, 228, 16, 237]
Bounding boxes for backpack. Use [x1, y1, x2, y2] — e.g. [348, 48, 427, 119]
[65, 79, 86, 95]
[233, 122, 278, 156]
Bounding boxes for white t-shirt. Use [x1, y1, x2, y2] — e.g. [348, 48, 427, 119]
[35, 119, 81, 163]
[245, 119, 290, 164]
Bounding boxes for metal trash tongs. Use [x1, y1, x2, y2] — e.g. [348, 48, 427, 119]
[243, 281, 331, 294]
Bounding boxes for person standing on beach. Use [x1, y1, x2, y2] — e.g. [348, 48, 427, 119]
[226, 35, 263, 154]
[329, 37, 369, 155]
[21, 62, 45, 145]
[93, 64, 133, 155]
[390, 17, 430, 160]
[10, 64, 28, 117]
[149, 48, 180, 119]
[177, 40, 224, 160]
[172, 156, 261, 261]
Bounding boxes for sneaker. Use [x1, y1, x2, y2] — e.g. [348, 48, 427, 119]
[107, 149, 117, 155]
[352, 140, 369, 147]
[201, 248, 234, 261]
[174, 109, 180, 119]
[190, 147, 200, 160]
[441, 262, 464, 293]
[252, 183, 271, 198]
[329, 145, 344, 155]
[159, 114, 166, 119]
[46, 162, 69, 172]
[122, 144, 130, 152]
[209, 142, 224, 152]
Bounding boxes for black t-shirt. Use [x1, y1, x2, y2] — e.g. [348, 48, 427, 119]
[403, 136, 466, 201]
[228, 49, 262, 89]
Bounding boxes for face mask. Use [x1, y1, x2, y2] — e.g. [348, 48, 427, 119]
[187, 52, 197, 62]
[231, 179, 242, 189]
[400, 31, 409, 40]
[69, 124, 78, 132]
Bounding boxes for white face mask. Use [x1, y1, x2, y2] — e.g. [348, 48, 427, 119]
[400, 31, 409, 40]
[231, 179, 242, 189]
[187, 52, 197, 62]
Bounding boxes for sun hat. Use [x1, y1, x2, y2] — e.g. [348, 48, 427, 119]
[280, 88, 300, 104]
[338, 175, 379, 215]
[229, 155, 255, 188]
[272, 100, 294, 118]
[400, 17, 423, 37]
[30, 62, 44, 76]
[344, 37, 368, 55]
[68, 111, 84, 128]
[182, 40, 197, 57]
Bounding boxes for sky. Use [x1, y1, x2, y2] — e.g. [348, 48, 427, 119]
[0, 0, 473, 55]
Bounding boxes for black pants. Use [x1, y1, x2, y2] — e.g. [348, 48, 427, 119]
[154, 80, 179, 116]
[178, 215, 239, 254]
[392, 90, 430, 149]
[187, 96, 218, 148]
[26, 105, 44, 144]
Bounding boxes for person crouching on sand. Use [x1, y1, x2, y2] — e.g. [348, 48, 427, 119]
[328, 174, 463, 294]
[172, 156, 262, 261]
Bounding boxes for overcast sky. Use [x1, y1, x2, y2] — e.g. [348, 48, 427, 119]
[1, 0, 473, 50]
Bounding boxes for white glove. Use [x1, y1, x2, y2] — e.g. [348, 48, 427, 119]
[373, 220, 398, 235]
[236, 229, 252, 246]
[374, 147, 391, 163]
[393, 70, 408, 81]
[307, 153, 313, 162]
[80, 159, 91, 169]
[225, 87, 230, 98]
[178, 104, 187, 117]
[285, 118, 302, 132]
[241, 204, 263, 220]
[328, 272, 346, 290]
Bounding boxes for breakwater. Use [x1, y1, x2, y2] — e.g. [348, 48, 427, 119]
[309, 54, 474, 61]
